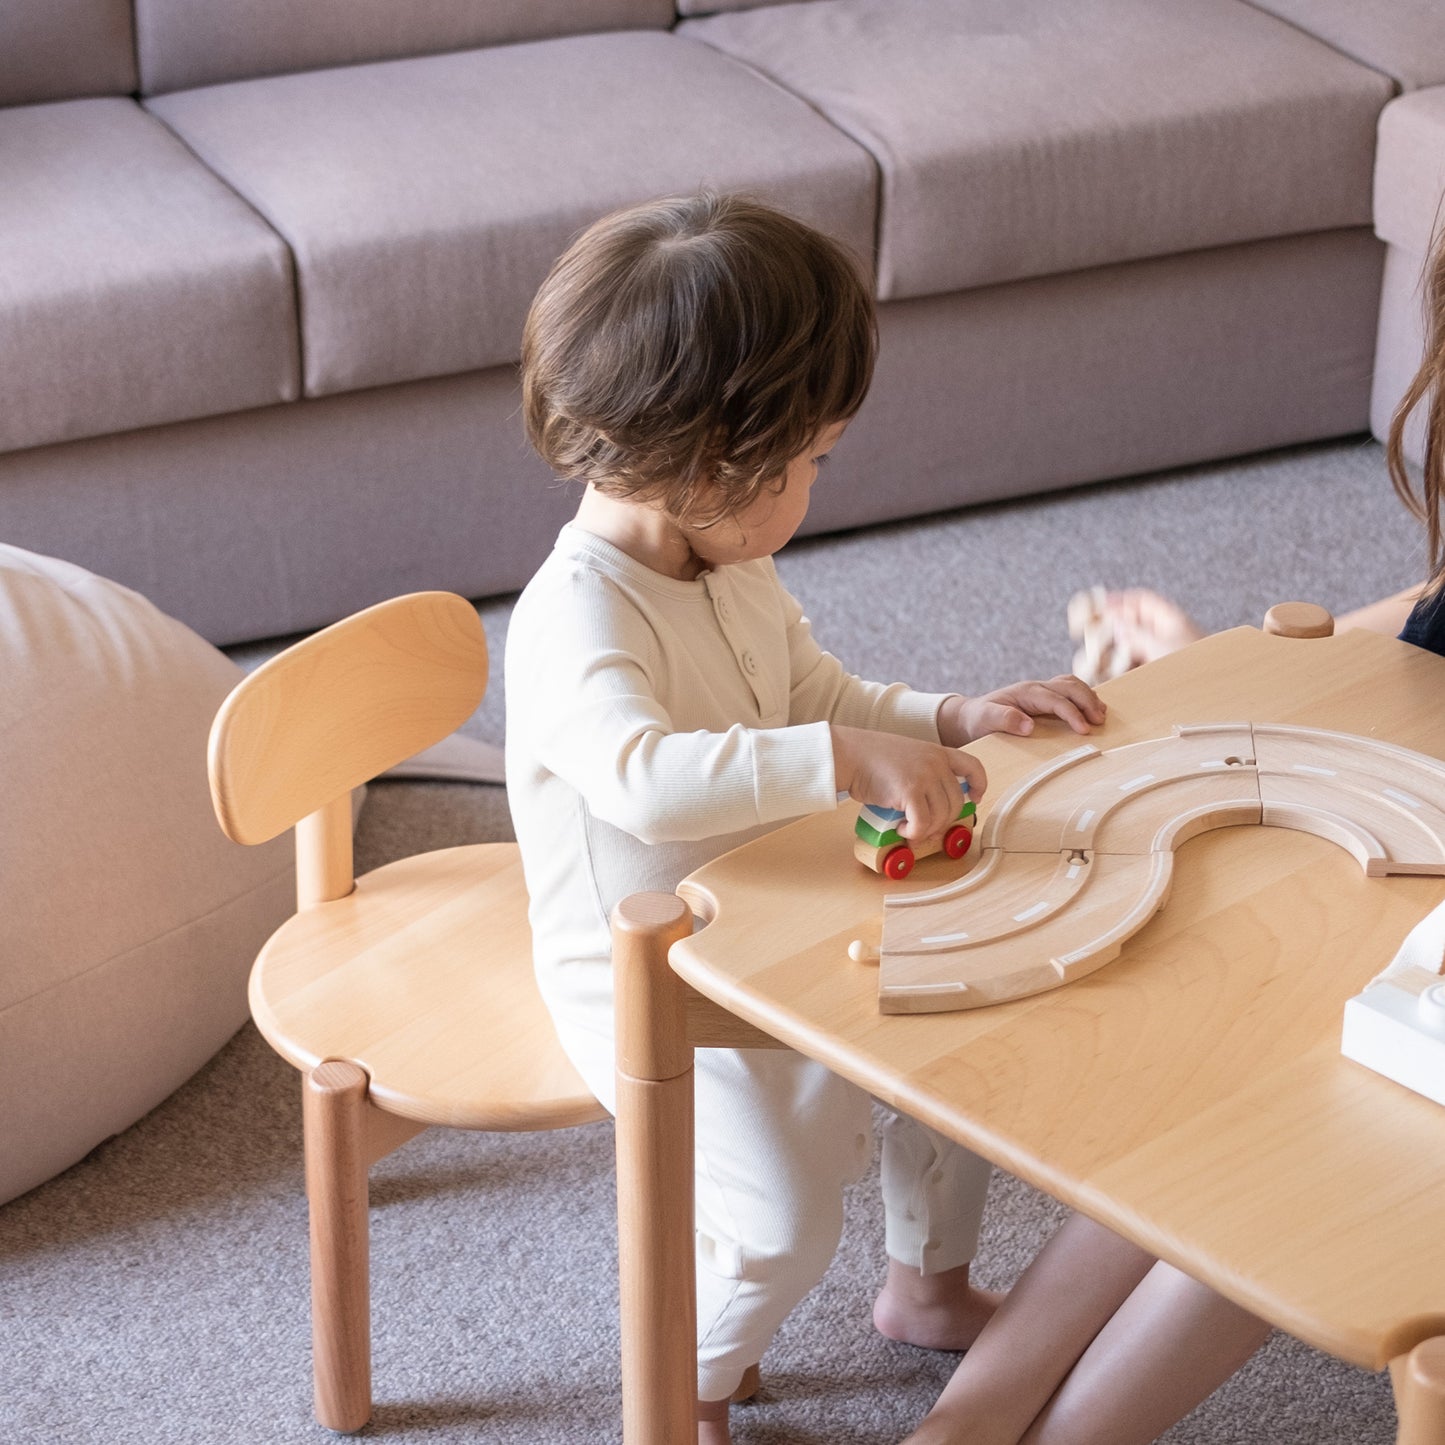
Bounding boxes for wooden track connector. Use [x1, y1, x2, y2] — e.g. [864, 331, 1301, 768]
[864, 723, 1445, 1015]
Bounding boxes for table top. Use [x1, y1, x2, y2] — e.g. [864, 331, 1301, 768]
[672, 625, 1445, 1370]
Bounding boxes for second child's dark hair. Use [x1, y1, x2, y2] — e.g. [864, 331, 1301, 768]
[1389, 225, 1445, 593]
[521, 193, 876, 527]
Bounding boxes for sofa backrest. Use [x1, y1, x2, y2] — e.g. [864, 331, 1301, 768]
[1244, 0, 1445, 91]
[0, 0, 136, 106]
[135, 0, 676, 96]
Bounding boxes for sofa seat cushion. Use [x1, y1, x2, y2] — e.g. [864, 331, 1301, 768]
[146, 31, 877, 399]
[0, 100, 299, 455]
[1375, 88, 1445, 259]
[1244, 0, 1445, 92]
[680, 0, 1393, 302]
[0, 546, 293, 1205]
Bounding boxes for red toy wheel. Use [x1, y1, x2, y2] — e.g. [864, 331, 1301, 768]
[882, 846, 915, 879]
[943, 825, 973, 859]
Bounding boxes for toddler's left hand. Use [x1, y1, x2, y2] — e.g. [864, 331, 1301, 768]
[939, 676, 1105, 744]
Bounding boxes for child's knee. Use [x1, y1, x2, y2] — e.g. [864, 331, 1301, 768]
[698, 1191, 845, 1294]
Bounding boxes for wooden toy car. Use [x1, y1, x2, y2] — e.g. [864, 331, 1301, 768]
[854, 793, 975, 879]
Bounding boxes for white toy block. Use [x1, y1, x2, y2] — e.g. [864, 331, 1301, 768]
[1340, 888, 1445, 1106]
[1342, 977, 1445, 1106]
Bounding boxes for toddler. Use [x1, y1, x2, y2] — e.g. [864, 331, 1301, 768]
[504, 192, 1104, 1444]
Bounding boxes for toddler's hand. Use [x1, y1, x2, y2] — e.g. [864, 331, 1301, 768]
[831, 725, 985, 842]
[940, 676, 1106, 744]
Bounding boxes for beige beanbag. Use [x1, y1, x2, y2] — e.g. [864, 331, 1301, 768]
[0, 546, 293, 1204]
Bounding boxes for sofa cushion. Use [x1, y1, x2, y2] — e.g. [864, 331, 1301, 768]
[0, 0, 135, 107]
[680, 0, 1394, 302]
[0, 100, 299, 455]
[146, 31, 877, 399]
[0, 546, 293, 1205]
[136, 0, 674, 96]
[1375, 89, 1445, 258]
[1244, 0, 1445, 92]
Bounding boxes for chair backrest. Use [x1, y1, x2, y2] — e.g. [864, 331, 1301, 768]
[209, 592, 488, 901]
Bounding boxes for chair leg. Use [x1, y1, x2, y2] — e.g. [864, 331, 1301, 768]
[613, 893, 698, 1445]
[303, 1059, 372, 1432]
[1395, 1338, 1445, 1445]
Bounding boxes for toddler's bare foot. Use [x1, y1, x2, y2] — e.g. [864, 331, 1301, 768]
[731, 1363, 762, 1403]
[695, 1363, 760, 1442]
[697, 1395, 732, 1445]
[873, 1260, 1003, 1352]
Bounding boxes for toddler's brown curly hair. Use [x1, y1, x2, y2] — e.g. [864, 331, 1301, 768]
[521, 192, 876, 528]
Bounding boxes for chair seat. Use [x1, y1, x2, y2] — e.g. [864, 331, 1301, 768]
[249, 842, 606, 1132]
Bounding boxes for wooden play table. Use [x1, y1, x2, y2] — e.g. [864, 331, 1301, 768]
[612, 622, 1445, 1445]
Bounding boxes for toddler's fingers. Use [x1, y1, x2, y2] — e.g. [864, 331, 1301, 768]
[1049, 673, 1108, 723]
[988, 704, 1035, 737]
[948, 749, 987, 800]
[934, 777, 962, 835]
[900, 792, 930, 841]
[1023, 682, 1099, 734]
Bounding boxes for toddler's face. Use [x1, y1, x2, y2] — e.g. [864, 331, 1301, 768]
[685, 420, 848, 568]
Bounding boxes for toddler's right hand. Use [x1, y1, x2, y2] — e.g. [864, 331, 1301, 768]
[831, 725, 986, 843]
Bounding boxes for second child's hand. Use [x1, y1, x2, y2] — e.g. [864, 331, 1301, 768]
[831, 725, 985, 842]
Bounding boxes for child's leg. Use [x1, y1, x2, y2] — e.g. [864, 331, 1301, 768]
[692, 1045, 876, 1423]
[899, 1213, 1154, 1445]
[1019, 1258, 1271, 1445]
[874, 1112, 998, 1350]
[544, 999, 873, 1443]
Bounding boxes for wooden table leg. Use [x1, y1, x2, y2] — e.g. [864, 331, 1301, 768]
[304, 1059, 372, 1433]
[1394, 1338, 1445, 1445]
[614, 893, 697, 1445]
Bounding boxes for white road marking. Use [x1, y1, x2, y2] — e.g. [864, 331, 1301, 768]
[922, 931, 970, 945]
[1292, 764, 1337, 777]
[1075, 809, 1095, 830]
[1013, 901, 1050, 923]
[1383, 787, 1424, 809]
[1119, 773, 1155, 792]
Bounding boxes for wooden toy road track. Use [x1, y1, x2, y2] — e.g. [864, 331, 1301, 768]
[874, 722, 1445, 1014]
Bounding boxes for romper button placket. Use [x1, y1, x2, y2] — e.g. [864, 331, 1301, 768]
[742, 651, 759, 676]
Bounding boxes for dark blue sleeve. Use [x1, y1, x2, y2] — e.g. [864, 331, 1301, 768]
[1399, 586, 1445, 659]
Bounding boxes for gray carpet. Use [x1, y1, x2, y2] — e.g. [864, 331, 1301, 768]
[2, 439, 1422, 1444]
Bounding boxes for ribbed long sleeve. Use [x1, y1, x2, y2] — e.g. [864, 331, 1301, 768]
[504, 524, 954, 1009]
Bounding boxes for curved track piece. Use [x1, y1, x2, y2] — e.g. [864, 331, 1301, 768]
[877, 723, 1445, 1014]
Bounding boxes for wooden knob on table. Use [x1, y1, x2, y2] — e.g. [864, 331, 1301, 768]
[1262, 602, 1334, 639]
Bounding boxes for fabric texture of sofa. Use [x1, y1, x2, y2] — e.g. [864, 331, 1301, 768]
[1, 0, 1443, 645]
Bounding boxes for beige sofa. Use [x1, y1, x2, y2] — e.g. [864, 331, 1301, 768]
[2, 0, 1443, 646]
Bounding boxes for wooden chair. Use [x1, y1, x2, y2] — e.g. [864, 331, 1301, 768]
[207, 591, 607, 1432]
